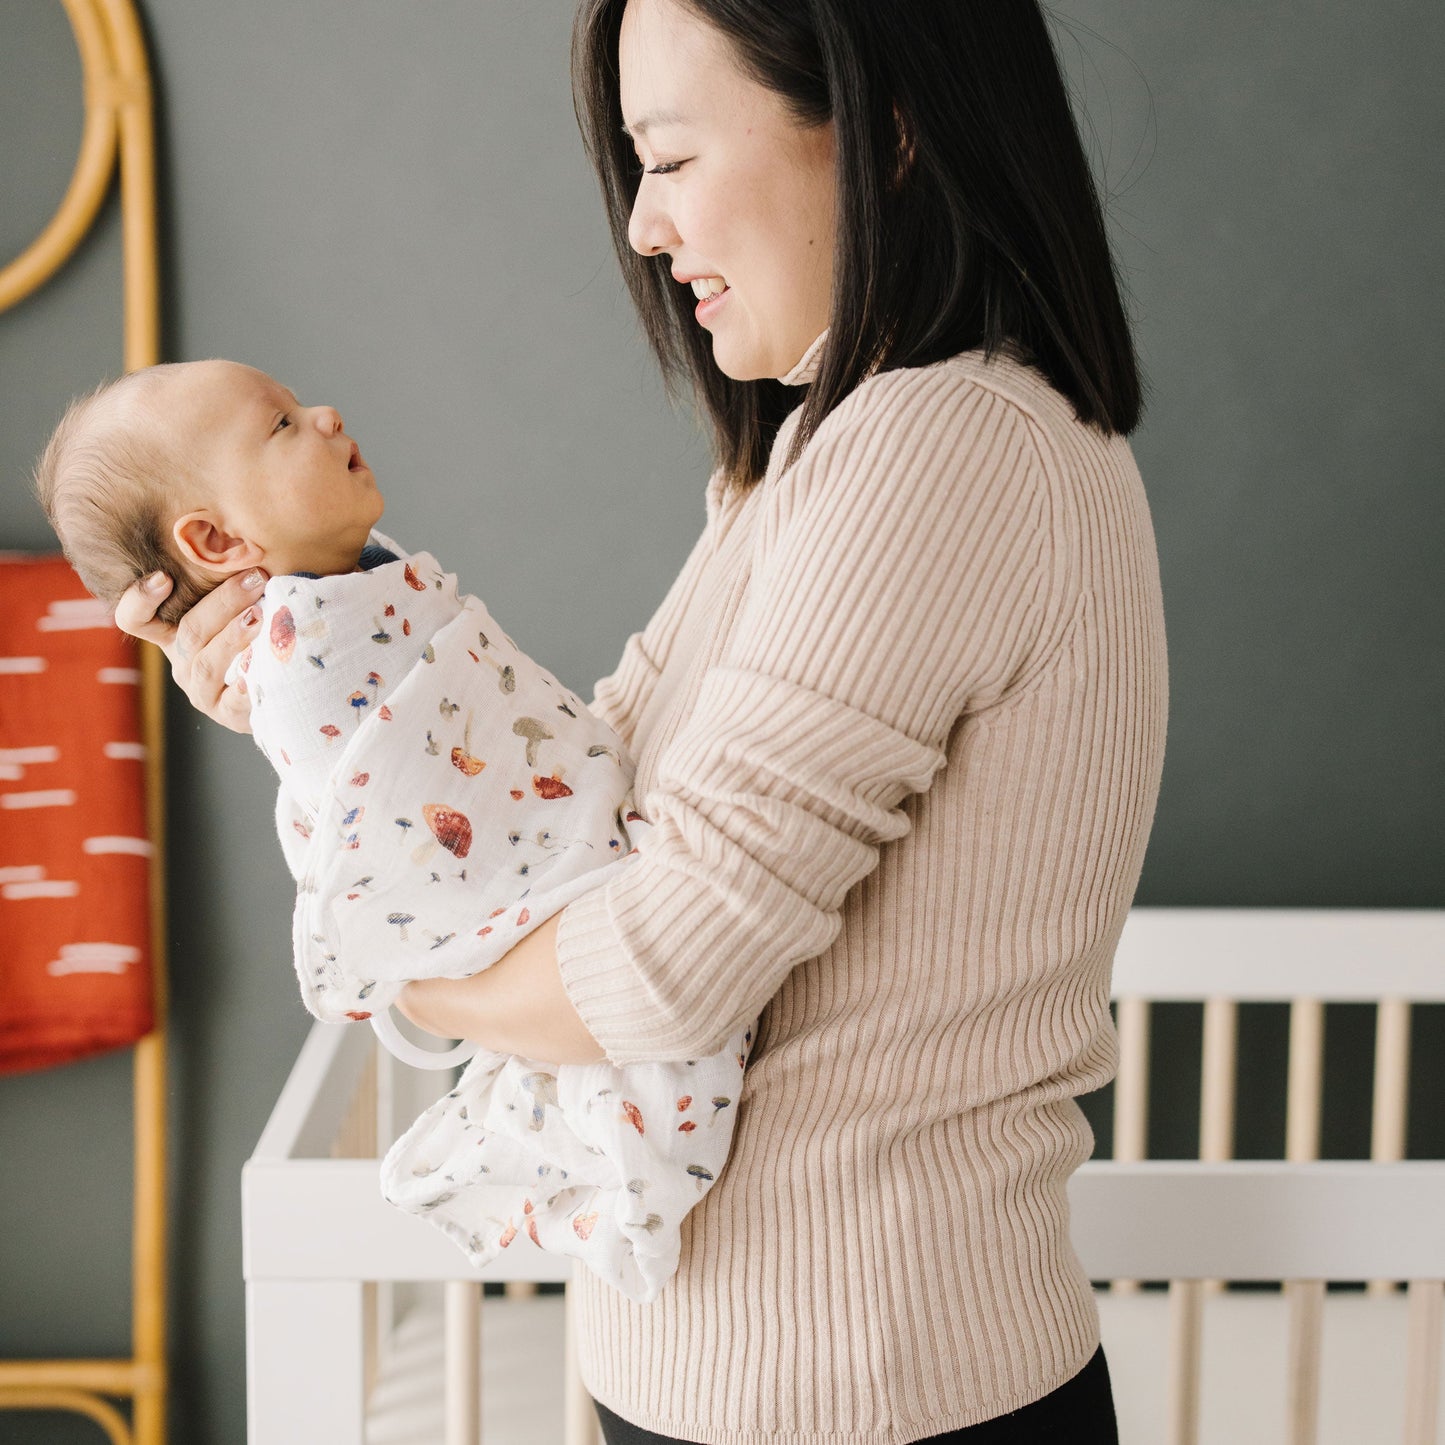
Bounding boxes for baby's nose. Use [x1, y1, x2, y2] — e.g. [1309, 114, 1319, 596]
[314, 406, 344, 435]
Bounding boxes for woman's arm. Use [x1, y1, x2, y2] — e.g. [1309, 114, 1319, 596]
[112, 566, 269, 731]
[394, 913, 608, 1065]
[546, 368, 1078, 1068]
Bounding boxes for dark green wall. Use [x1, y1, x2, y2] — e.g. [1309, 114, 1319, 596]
[1, 2, 1440, 1440]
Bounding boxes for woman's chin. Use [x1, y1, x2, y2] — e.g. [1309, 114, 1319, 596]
[708, 340, 773, 383]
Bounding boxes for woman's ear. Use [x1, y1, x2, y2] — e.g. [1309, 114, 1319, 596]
[172, 510, 265, 572]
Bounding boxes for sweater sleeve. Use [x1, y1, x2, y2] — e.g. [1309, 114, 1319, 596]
[584, 471, 725, 750]
[554, 368, 1079, 1065]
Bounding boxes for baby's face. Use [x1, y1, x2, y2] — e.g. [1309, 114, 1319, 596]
[160, 360, 385, 579]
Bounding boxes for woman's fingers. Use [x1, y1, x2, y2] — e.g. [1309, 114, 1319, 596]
[174, 571, 268, 729]
[114, 568, 268, 734]
[112, 570, 180, 654]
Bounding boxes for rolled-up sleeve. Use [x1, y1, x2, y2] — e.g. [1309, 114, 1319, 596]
[557, 369, 1077, 1065]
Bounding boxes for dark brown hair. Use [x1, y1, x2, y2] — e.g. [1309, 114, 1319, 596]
[572, 0, 1144, 488]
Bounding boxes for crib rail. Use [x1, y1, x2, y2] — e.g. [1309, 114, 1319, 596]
[244, 907, 1445, 1444]
[1106, 906, 1445, 1445]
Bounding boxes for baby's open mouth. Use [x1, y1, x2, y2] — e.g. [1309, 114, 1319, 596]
[347, 441, 363, 471]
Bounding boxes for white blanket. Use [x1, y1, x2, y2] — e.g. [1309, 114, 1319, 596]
[235, 534, 751, 1301]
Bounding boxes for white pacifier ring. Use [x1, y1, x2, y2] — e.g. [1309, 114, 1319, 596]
[369, 1006, 479, 1070]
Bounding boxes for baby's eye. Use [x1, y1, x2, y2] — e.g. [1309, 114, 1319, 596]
[273, 413, 292, 433]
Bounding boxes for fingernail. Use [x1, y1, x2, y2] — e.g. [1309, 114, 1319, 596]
[143, 570, 168, 593]
[241, 606, 261, 628]
[241, 569, 266, 591]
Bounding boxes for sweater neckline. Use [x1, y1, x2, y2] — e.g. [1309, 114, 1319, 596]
[776, 329, 828, 386]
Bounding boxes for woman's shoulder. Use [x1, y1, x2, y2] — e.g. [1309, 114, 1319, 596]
[839, 345, 1102, 450]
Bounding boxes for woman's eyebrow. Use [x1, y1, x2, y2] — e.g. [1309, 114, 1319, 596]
[621, 108, 689, 138]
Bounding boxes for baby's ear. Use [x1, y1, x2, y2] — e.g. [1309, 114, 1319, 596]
[172, 511, 264, 572]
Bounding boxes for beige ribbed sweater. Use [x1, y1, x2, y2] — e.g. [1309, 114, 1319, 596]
[554, 338, 1168, 1443]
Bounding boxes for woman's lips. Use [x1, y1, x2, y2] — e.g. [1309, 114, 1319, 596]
[694, 285, 730, 324]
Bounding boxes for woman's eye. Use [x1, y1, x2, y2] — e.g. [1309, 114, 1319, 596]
[630, 156, 685, 177]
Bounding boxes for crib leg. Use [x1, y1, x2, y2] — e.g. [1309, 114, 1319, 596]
[246, 1279, 365, 1445]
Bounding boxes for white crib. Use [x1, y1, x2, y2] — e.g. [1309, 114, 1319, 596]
[242, 908, 1445, 1444]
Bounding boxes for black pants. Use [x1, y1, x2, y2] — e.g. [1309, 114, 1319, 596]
[594, 1344, 1118, 1444]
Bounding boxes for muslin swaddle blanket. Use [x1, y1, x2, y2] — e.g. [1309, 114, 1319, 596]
[232, 531, 752, 1301]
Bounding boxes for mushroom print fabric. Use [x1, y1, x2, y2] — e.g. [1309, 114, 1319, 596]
[235, 532, 754, 1301]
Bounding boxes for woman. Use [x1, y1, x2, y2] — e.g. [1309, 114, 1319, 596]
[118, 0, 1167, 1439]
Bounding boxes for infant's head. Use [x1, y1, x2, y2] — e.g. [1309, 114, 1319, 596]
[34, 359, 385, 624]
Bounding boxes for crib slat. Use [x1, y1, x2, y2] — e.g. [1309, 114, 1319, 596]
[565, 1281, 604, 1445]
[1110, 996, 1150, 1296]
[1284, 1280, 1325, 1445]
[1404, 1280, 1443, 1445]
[1370, 999, 1413, 1297]
[1284, 998, 1325, 1445]
[1167, 1279, 1203, 1445]
[1199, 998, 1237, 1297]
[445, 1280, 481, 1445]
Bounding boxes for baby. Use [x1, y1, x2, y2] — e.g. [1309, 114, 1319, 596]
[35, 360, 753, 1302]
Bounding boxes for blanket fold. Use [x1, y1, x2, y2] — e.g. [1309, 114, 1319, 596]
[238, 534, 751, 1302]
[238, 537, 648, 1025]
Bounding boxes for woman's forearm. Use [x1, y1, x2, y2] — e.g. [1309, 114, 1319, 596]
[395, 911, 609, 1065]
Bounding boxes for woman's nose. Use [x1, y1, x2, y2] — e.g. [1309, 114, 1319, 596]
[627, 178, 680, 258]
[313, 406, 344, 436]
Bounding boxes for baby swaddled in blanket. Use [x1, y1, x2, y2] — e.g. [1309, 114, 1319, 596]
[34, 358, 752, 1302]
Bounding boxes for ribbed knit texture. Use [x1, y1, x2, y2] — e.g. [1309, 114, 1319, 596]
[554, 347, 1169, 1443]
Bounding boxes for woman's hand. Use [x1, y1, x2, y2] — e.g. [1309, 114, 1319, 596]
[112, 567, 269, 734]
[394, 914, 608, 1065]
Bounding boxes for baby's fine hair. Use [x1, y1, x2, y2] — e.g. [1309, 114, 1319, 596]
[33, 364, 211, 627]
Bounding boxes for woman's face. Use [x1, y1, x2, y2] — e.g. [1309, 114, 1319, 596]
[619, 0, 836, 381]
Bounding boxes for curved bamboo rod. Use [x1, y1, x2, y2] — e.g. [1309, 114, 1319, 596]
[0, 1388, 132, 1445]
[0, 1, 166, 1443]
[0, 0, 117, 312]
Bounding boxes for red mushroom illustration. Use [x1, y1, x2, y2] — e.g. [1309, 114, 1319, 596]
[423, 803, 472, 858]
[270, 606, 296, 661]
[534, 773, 574, 801]
[403, 563, 428, 592]
[621, 1101, 645, 1137]
[319, 723, 342, 743]
[572, 1211, 599, 1241]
